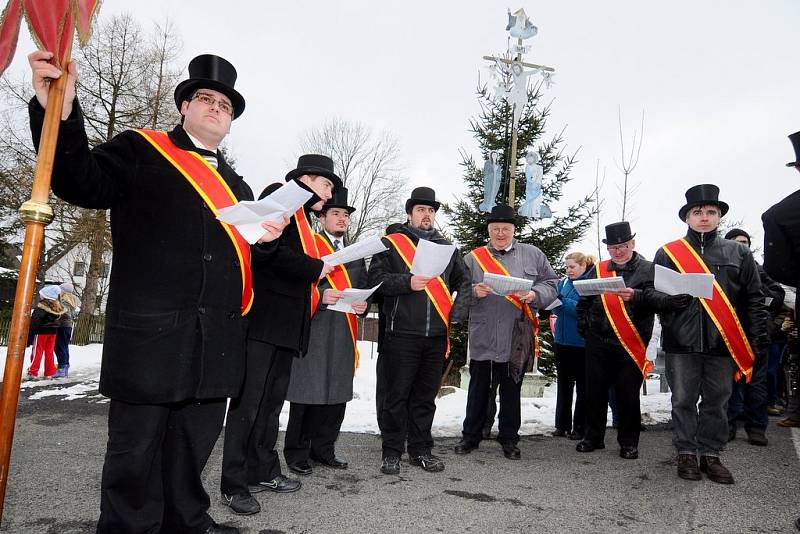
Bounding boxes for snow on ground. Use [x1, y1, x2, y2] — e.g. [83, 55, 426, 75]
[1, 340, 674, 435]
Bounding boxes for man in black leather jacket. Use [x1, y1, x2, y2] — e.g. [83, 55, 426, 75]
[368, 187, 471, 475]
[654, 184, 767, 485]
[576, 222, 684, 460]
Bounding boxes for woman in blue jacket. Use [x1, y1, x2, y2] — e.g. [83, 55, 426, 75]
[552, 252, 596, 439]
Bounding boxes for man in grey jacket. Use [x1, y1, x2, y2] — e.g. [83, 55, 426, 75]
[454, 205, 558, 459]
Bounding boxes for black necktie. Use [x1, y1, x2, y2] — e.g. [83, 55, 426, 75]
[497, 249, 506, 256]
[333, 239, 341, 251]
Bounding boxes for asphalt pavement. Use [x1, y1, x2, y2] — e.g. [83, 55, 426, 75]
[1, 384, 798, 533]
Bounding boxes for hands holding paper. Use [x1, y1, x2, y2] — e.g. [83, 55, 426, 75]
[321, 288, 368, 313]
[319, 263, 335, 280]
[515, 290, 537, 304]
[410, 275, 434, 291]
[256, 215, 290, 244]
[611, 288, 635, 302]
[473, 282, 493, 298]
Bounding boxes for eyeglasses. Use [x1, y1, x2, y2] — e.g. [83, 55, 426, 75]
[192, 92, 234, 115]
[606, 243, 630, 251]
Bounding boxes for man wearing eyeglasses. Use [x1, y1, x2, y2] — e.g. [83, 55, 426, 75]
[654, 185, 767, 485]
[27, 52, 287, 534]
[575, 222, 679, 461]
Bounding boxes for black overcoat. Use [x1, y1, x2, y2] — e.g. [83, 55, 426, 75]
[246, 182, 324, 353]
[29, 99, 273, 403]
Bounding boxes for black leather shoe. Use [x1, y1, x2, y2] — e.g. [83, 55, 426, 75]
[454, 440, 478, 455]
[501, 444, 521, 460]
[315, 456, 348, 469]
[676, 453, 701, 481]
[699, 455, 734, 484]
[248, 474, 302, 494]
[380, 456, 401, 475]
[551, 429, 567, 437]
[288, 461, 313, 475]
[575, 440, 604, 453]
[567, 430, 583, 441]
[619, 446, 639, 460]
[204, 521, 241, 533]
[221, 493, 260, 515]
[746, 430, 768, 447]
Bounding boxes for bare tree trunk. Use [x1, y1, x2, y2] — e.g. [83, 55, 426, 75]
[73, 212, 106, 344]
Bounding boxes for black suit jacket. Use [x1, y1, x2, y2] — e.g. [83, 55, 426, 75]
[246, 181, 324, 353]
[29, 98, 273, 403]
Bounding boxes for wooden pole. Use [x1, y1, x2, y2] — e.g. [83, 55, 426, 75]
[0, 64, 68, 522]
[506, 37, 523, 207]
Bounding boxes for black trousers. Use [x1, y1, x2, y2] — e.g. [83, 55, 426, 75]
[96, 398, 225, 534]
[379, 334, 446, 458]
[284, 402, 346, 465]
[221, 340, 294, 495]
[584, 337, 643, 448]
[375, 351, 387, 433]
[461, 359, 523, 445]
[554, 343, 587, 434]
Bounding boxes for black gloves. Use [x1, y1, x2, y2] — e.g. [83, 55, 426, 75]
[668, 294, 694, 309]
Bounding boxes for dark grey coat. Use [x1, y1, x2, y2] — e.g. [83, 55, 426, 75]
[285, 234, 368, 405]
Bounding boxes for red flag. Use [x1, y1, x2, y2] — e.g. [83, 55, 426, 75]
[0, 0, 22, 74]
[0, 0, 102, 76]
[74, 0, 100, 46]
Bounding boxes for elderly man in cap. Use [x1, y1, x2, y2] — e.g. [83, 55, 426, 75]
[654, 185, 767, 484]
[723, 228, 784, 446]
[221, 155, 338, 515]
[575, 222, 679, 460]
[455, 205, 558, 460]
[368, 186, 471, 475]
[283, 187, 369, 476]
[28, 50, 286, 533]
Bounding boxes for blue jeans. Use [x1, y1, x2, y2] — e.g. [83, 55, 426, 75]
[766, 342, 785, 405]
[665, 352, 735, 456]
[727, 349, 768, 432]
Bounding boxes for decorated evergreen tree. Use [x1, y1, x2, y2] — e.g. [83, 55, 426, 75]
[443, 81, 595, 379]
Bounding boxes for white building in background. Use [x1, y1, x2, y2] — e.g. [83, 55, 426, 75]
[44, 243, 112, 313]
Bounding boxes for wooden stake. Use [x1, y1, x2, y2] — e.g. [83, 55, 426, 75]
[0, 65, 68, 522]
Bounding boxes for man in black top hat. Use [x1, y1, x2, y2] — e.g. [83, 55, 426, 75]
[220, 155, 339, 515]
[27, 51, 286, 534]
[654, 184, 767, 485]
[456, 205, 558, 460]
[763, 132, 800, 298]
[283, 187, 369, 475]
[368, 186, 471, 475]
[575, 222, 677, 460]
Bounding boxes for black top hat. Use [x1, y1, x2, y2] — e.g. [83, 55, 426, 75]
[174, 54, 245, 119]
[320, 186, 356, 214]
[285, 154, 342, 191]
[787, 131, 800, 167]
[486, 204, 517, 225]
[678, 184, 729, 221]
[405, 187, 440, 213]
[602, 221, 636, 245]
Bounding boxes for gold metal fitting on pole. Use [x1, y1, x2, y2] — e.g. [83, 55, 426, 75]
[18, 200, 54, 225]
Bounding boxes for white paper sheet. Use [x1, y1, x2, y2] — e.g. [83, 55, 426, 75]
[320, 237, 388, 266]
[482, 272, 532, 296]
[327, 284, 382, 314]
[572, 276, 627, 296]
[654, 264, 714, 299]
[545, 298, 562, 311]
[410, 239, 456, 277]
[216, 181, 313, 244]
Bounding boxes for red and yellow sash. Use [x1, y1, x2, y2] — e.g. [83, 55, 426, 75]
[135, 129, 253, 315]
[662, 238, 755, 382]
[384, 233, 454, 357]
[314, 234, 360, 371]
[597, 260, 652, 377]
[294, 207, 322, 317]
[470, 246, 540, 357]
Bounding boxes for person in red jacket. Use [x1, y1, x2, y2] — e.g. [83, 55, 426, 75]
[27, 285, 66, 379]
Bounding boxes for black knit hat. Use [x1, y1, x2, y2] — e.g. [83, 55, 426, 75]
[724, 228, 751, 245]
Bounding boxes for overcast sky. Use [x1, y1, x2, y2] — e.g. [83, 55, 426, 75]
[6, 0, 799, 262]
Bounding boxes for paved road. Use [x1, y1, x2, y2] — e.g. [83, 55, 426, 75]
[1, 384, 798, 533]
